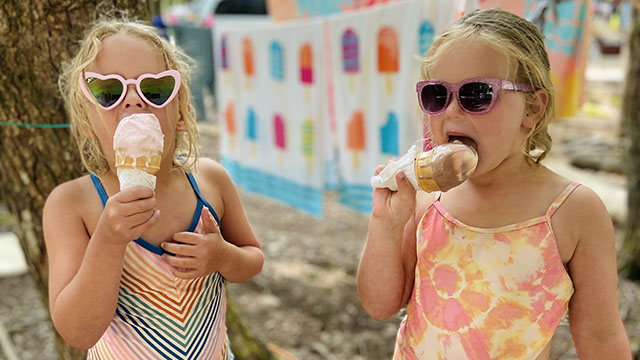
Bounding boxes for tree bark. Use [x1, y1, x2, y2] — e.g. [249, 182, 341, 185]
[0, 2, 275, 360]
[0, 1, 151, 357]
[622, 6, 640, 279]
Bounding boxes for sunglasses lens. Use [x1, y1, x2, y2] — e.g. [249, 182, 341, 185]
[459, 82, 493, 113]
[86, 78, 123, 108]
[140, 76, 176, 106]
[421, 84, 448, 113]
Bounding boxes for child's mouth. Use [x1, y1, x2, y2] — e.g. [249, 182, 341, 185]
[448, 135, 477, 152]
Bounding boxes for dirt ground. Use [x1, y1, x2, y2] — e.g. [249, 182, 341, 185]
[1, 61, 640, 359]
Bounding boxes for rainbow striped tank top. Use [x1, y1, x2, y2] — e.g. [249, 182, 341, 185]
[88, 173, 233, 360]
[394, 183, 578, 359]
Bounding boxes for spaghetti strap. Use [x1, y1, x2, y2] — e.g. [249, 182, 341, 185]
[546, 182, 580, 219]
[186, 173, 221, 226]
[90, 174, 108, 207]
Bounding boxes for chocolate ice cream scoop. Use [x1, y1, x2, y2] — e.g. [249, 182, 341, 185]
[371, 141, 477, 193]
[414, 142, 477, 192]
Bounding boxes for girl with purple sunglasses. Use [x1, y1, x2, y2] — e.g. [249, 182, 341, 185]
[358, 8, 630, 359]
[44, 17, 263, 358]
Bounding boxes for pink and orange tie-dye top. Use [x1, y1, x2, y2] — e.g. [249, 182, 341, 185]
[394, 183, 578, 360]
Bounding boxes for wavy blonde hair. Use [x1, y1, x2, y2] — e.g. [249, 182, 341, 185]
[422, 8, 555, 164]
[59, 17, 199, 174]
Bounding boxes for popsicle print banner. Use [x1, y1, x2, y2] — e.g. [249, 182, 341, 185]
[329, 0, 470, 213]
[478, 0, 592, 118]
[214, 18, 327, 217]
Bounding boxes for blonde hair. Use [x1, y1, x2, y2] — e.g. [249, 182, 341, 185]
[422, 8, 555, 164]
[59, 17, 199, 174]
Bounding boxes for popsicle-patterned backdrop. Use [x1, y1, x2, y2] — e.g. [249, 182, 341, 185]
[214, 0, 475, 215]
[215, 18, 327, 217]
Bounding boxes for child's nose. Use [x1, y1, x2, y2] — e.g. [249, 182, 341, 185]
[122, 84, 146, 109]
[444, 94, 465, 116]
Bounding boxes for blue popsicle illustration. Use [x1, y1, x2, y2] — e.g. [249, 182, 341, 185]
[381, 111, 399, 156]
[270, 41, 285, 82]
[246, 107, 257, 155]
[419, 21, 435, 57]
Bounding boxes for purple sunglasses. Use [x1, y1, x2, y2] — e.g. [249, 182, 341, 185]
[416, 77, 533, 115]
[78, 70, 181, 111]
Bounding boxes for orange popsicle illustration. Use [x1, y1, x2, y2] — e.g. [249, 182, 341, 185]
[377, 27, 399, 94]
[225, 102, 235, 148]
[243, 37, 254, 90]
[347, 111, 365, 169]
[302, 118, 314, 173]
[299, 43, 313, 103]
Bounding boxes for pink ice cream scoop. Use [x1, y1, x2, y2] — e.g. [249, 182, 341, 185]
[113, 113, 164, 190]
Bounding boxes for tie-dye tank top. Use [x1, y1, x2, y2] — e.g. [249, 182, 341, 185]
[394, 183, 578, 360]
[88, 173, 233, 360]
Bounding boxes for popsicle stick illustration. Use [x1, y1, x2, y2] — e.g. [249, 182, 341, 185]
[221, 35, 231, 86]
[224, 102, 235, 148]
[381, 111, 399, 157]
[270, 41, 285, 94]
[342, 28, 359, 93]
[246, 107, 257, 155]
[347, 111, 365, 170]
[273, 113, 286, 165]
[377, 27, 399, 94]
[302, 118, 314, 174]
[299, 43, 313, 103]
[419, 21, 435, 57]
[242, 37, 254, 91]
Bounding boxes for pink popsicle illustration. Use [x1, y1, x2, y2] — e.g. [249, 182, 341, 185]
[342, 28, 359, 92]
[225, 102, 235, 148]
[274, 113, 286, 164]
[377, 26, 399, 94]
[299, 43, 313, 103]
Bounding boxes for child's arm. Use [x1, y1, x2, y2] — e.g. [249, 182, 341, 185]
[162, 159, 263, 282]
[43, 181, 159, 349]
[556, 186, 631, 359]
[357, 170, 424, 320]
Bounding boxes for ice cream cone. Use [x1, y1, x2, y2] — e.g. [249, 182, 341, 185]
[371, 142, 477, 193]
[113, 113, 164, 190]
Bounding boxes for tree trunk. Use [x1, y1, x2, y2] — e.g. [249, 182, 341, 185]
[622, 6, 640, 279]
[0, 1, 274, 359]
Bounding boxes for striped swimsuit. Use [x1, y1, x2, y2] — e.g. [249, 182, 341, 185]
[394, 183, 578, 359]
[88, 173, 233, 360]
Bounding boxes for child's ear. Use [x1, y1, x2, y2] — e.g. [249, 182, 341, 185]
[176, 117, 186, 131]
[522, 90, 549, 129]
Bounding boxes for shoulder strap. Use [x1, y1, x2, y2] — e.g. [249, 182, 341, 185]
[546, 182, 581, 219]
[89, 174, 164, 255]
[185, 172, 221, 227]
[90, 174, 108, 207]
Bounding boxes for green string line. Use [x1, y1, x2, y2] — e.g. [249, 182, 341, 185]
[0, 121, 70, 128]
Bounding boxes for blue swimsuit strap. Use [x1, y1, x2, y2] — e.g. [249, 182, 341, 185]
[89, 173, 221, 255]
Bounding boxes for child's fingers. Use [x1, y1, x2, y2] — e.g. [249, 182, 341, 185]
[200, 207, 220, 235]
[129, 209, 160, 235]
[171, 268, 198, 280]
[163, 253, 195, 269]
[115, 186, 155, 203]
[395, 170, 415, 195]
[374, 165, 386, 176]
[172, 232, 202, 245]
[161, 241, 197, 257]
